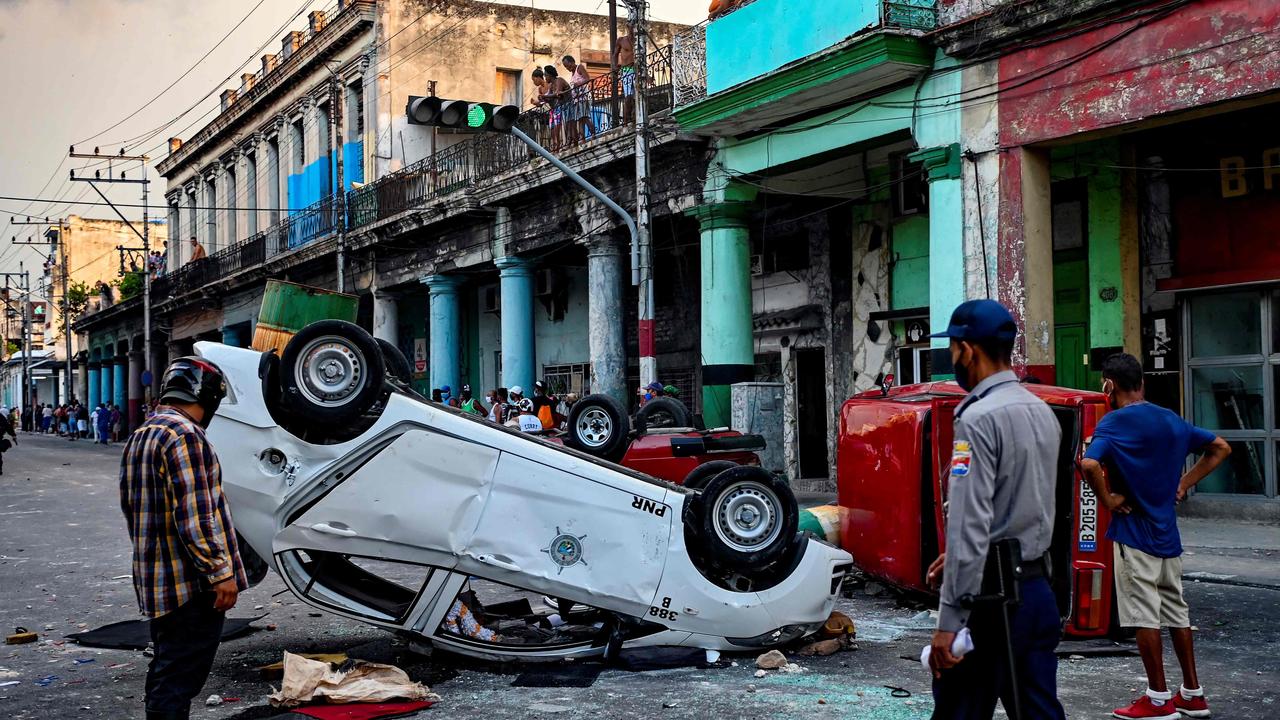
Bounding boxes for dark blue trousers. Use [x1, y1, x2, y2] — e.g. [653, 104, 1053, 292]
[931, 577, 1066, 720]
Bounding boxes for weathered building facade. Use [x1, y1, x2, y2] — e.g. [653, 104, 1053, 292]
[77, 0, 689, 435]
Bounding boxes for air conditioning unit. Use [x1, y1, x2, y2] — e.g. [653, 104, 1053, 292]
[482, 285, 500, 313]
[534, 268, 555, 298]
[750, 254, 764, 276]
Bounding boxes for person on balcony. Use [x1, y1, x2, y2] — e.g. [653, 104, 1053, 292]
[189, 237, 207, 262]
[562, 55, 596, 143]
[540, 65, 572, 151]
[615, 27, 636, 124]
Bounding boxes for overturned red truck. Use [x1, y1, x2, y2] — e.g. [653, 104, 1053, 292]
[837, 381, 1117, 638]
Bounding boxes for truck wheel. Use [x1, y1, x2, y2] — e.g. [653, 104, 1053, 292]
[564, 393, 630, 462]
[688, 466, 798, 572]
[376, 338, 413, 385]
[635, 396, 691, 430]
[280, 320, 386, 426]
[681, 460, 739, 491]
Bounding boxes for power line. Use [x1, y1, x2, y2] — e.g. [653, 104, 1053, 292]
[75, 0, 273, 148]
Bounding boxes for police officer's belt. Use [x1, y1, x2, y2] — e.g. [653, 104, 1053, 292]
[981, 550, 1052, 591]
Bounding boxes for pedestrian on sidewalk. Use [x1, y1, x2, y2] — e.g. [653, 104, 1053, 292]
[1081, 353, 1230, 720]
[0, 408, 17, 475]
[110, 404, 122, 442]
[42, 403, 53, 434]
[120, 357, 245, 720]
[924, 299, 1067, 720]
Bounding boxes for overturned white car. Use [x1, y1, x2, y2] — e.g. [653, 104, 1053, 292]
[199, 320, 851, 662]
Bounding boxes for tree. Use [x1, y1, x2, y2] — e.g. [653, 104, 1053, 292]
[115, 272, 143, 300]
[58, 280, 93, 342]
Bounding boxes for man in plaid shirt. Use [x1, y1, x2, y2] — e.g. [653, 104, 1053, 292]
[120, 357, 246, 720]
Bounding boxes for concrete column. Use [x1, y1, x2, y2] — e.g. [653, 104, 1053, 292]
[583, 235, 627, 407]
[87, 362, 100, 408]
[77, 355, 89, 405]
[100, 358, 114, 412]
[689, 201, 755, 428]
[910, 144, 966, 379]
[127, 350, 143, 431]
[495, 256, 536, 394]
[113, 359, 126, 413]
[372, 290, 399, 345]
[997, 145, 1055, 381]
[421, 275, 464, 394]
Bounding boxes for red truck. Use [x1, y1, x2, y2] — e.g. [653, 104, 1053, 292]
[837, 380, 1116, 638]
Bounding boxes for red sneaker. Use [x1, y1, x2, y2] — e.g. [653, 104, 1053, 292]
[1112, 695, 1180, 720]
[1172, 692, 1210, 718]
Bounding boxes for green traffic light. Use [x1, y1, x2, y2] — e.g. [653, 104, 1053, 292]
[467, 104, 487, 128]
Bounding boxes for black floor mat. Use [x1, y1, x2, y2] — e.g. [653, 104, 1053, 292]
[511, 662, 605, 688]
[65, 615, 265, 650]
[613, 646, 722, 671]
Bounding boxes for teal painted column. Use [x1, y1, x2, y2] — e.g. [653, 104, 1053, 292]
[495, 256, 536, 393]
[911, 144, 965, 380]
[689, 201, 756, 428]
[88, 362, 101, 408]
[422, 274, 464, 394]
[98, 356, 112, 407]
[113, 360, 126, 410]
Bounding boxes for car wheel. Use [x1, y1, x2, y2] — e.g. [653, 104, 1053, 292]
[635, 396, 691, 429]
[376, 338, 413, 385]
[689, 465, 799, 572]
[564, 393, 630, 462]
[280, 320, 386, 425]
[236, 532, 270, 587]
[681, 460, 739, 491]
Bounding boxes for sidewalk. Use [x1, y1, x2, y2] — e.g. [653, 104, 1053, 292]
[1180, 516, 1280, 590]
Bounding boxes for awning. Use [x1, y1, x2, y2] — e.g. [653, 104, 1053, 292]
[753, 304, 823, 333]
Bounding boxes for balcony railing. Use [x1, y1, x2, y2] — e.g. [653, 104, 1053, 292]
[673, 23, 708, 106]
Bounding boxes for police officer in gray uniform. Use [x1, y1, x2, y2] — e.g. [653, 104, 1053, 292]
[926, 300, 1067, 720]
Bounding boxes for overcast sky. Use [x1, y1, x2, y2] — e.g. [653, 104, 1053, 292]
[0, 0, 703, 277]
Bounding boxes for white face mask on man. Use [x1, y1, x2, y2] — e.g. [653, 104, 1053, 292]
[486, 395, 495, 404]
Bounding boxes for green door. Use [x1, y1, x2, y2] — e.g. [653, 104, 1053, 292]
[1053, 249, 1093, 390]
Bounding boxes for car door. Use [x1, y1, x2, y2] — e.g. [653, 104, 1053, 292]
[270, 427, 501, 627]
[460, 449, 673, 620]
[929, 397, 962, 559]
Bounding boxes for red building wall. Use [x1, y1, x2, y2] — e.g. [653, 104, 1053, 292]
[996, 0, 1280, 148]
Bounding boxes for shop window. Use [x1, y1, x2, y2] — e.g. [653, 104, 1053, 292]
[755, 353, 781, 382]
[1190, 366, 1264, 430]
[1199, 440, 1265, 495]
[897, 346, 932, 385]
[893, 154, 927, 217]
[1189, 291, 1261, 357]
[543, 362, 590, 396]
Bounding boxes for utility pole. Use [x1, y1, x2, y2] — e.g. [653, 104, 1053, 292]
[0, 271, 32, 419]
[627, 0, 656, 387]
[11, 216, 73, 404]
[331, 73, 346, 293]
[68, 147, 152, 405]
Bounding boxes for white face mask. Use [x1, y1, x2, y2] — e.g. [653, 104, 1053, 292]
[486, 396, 495, 404]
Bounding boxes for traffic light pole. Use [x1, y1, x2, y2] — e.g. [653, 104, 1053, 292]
[509, 126, 639, 275]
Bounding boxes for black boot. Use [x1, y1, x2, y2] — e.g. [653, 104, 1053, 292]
[146, 708, 189, 720]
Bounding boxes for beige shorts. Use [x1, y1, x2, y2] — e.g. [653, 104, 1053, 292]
[1113, 542, 1190, 629]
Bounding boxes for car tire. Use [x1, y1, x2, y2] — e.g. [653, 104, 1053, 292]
[280, 320, 386, 426]
[564, 393, 630, 462]
[687, 465, 799, 573]
[635, 396, 691, 429]
[681, 460, 739, 491]
[376, 338, 413, 385]
[237, 532, 270, 587]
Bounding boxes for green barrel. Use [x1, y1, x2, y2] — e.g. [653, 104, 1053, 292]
[251, 280, 359, 354]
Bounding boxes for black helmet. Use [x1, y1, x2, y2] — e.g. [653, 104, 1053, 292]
[160, 357, 227, 426]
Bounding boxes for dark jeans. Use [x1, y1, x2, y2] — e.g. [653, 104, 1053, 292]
[932, 577, 1067, 720]
[145, 592, 225, 718]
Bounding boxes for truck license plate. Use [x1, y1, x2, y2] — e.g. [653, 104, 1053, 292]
[1078, 475, 1098, 553]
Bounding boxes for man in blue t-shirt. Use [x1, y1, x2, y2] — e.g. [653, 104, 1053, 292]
[1081, 353, 1230, 720]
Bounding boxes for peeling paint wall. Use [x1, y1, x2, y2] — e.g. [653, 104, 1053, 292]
[997, 0, 1280, 147]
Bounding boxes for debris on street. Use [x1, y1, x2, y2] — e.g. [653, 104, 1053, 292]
[755, 650, 788, 669]
[268, 651, 440, 708]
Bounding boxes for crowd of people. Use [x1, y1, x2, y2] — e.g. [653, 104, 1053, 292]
[19, 400, 129, 443]
[527, 29, 636, 150]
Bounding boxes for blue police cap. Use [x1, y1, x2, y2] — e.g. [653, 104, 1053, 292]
[930, 299, 1018, 342]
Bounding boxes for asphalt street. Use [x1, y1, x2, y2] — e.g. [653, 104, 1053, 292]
[1, 433, 1278, 719]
